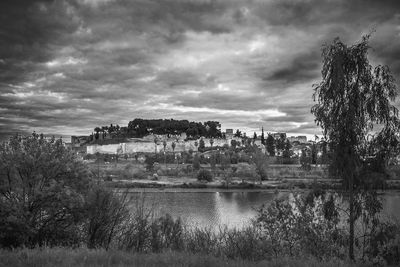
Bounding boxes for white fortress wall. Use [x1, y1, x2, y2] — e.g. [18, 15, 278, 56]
[86, 138, 233, 154]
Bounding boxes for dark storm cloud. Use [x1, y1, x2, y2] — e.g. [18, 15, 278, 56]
[0, 0, 80, 83]
[267, 52, 320, 83]
[1, 0, 400, 140]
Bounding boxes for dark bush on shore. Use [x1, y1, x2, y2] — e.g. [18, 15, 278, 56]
[0, 134, 90, 248]
[197, 169, 213, 182]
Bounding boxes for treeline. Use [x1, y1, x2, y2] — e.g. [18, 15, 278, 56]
[92, 119, 222, 140]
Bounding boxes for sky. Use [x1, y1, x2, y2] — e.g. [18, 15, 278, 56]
[1, 0, 400, 141]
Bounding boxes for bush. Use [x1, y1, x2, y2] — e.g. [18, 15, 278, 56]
[192, 155, 200, 170]
[85, 187, 129, 249]
[197, 169, 213, 182]
[0, 134, 90, 248]
[150, 214, 184, 252]
[236, 163, 258, 180]
[122, 164, 147, 179]
[162, 168, 180, 177]
[145, 155, 156, 171]
[364, 219, 400, 265]
[254, 193, 346, 259]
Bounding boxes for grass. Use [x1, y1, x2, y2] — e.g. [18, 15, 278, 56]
[0, 248, 369, 267]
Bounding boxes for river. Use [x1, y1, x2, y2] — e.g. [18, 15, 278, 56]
[126, 190, 400, 230]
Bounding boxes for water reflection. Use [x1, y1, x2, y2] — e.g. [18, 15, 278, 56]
[128, 191, 400, 230]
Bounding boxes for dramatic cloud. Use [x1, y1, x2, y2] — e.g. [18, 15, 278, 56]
[1, 0, 400, 140]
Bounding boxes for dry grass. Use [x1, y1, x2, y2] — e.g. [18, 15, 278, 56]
[0, 248, 368, 267]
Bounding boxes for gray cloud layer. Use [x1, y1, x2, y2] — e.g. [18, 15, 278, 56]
[1, 0, 400, 140]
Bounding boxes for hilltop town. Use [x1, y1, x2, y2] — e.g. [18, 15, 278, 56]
[69, 118, 315, 159]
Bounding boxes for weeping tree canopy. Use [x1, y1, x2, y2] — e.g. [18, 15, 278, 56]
[312, 35, 400, 188]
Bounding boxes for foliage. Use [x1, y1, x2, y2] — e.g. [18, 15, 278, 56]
[0, 133, 90, 248]
[234, 129, 242, 137]
[220, 153, 231, 170]
[311, 143, 318, 164]
[196, 169, 213, 182]
[122, 164, 147, 179]
[300, 149, 312, 171]
[85, 187, 129, 249]
[261, 127, 265, 145]
[144, 155, 156, 171]
[265, 134, 275, 156]
[275, 134, 286, 153]
[210, 153, 216, 171]
[255, 192, 346, 260]
[311, 34, 400, 259]
[253, 149, 268, 181]
[282, 139, 292, 158]
[366, 220, 400, 265]
[230, 139, 237, 149]
[235, 163, 258, 181]
[150, 214, 184, 252]
[198, 138, 205, 150]
[192, 154, 200, 170]
[126, 119, 222, 138]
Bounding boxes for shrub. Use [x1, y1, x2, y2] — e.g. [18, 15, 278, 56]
[145, 155, 156, 171]
[192, 155, 200, 170]
[0, 133, 90, 248]
[185, 227, 219, 255]
[132, 169, 147, 179]
[254, 193, 346, 259]
[85, 187, 129, 249]
[197, 169, 213, 182]
[150, 214, 184, 252]
[122, 164, 147, 179]
[236, 163, 258, 180]
[163, 168, 180, 177]
[368, 221, 400, 265]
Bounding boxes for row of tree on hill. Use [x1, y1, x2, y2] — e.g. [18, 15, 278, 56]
[92, 119, 222, 140]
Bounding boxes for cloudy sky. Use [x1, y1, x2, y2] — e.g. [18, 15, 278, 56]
[1, 0, 400, 141]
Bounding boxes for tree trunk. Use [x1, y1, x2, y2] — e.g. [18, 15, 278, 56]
[349, 173, 355, 261]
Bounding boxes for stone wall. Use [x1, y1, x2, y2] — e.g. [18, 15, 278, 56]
[86, 137, 241, 154]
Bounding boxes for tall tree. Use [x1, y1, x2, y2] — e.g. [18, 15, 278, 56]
[163, 140, 167, 167]
[234, 129, 242, 137]
[153, 137, 158, 154]
[261, 127, 265, 145]
[282, 139, 292, 159]
[265, 134, 275, 156]
[311, 35, 400, 260]
[230, 139, 237, 149]
[199, 138, 205, 150]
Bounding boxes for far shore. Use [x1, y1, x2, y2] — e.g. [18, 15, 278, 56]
[105, 176, 400, 192]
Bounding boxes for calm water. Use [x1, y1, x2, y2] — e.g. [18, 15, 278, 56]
[127, 190, 400, 230]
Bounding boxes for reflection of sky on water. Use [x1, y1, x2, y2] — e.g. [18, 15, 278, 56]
[127, 191, 399, 230]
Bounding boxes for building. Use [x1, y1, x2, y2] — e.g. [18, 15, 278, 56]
[272, 132, 286, 139]
[225, 129, 234, 139]
[288, 136, 308, 143]
[71, 136, 90, 147]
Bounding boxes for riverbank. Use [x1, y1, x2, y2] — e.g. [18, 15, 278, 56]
[0, 248, 367, 267]
[105, 176, 400, 190]
[92, 160, 400, 190]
